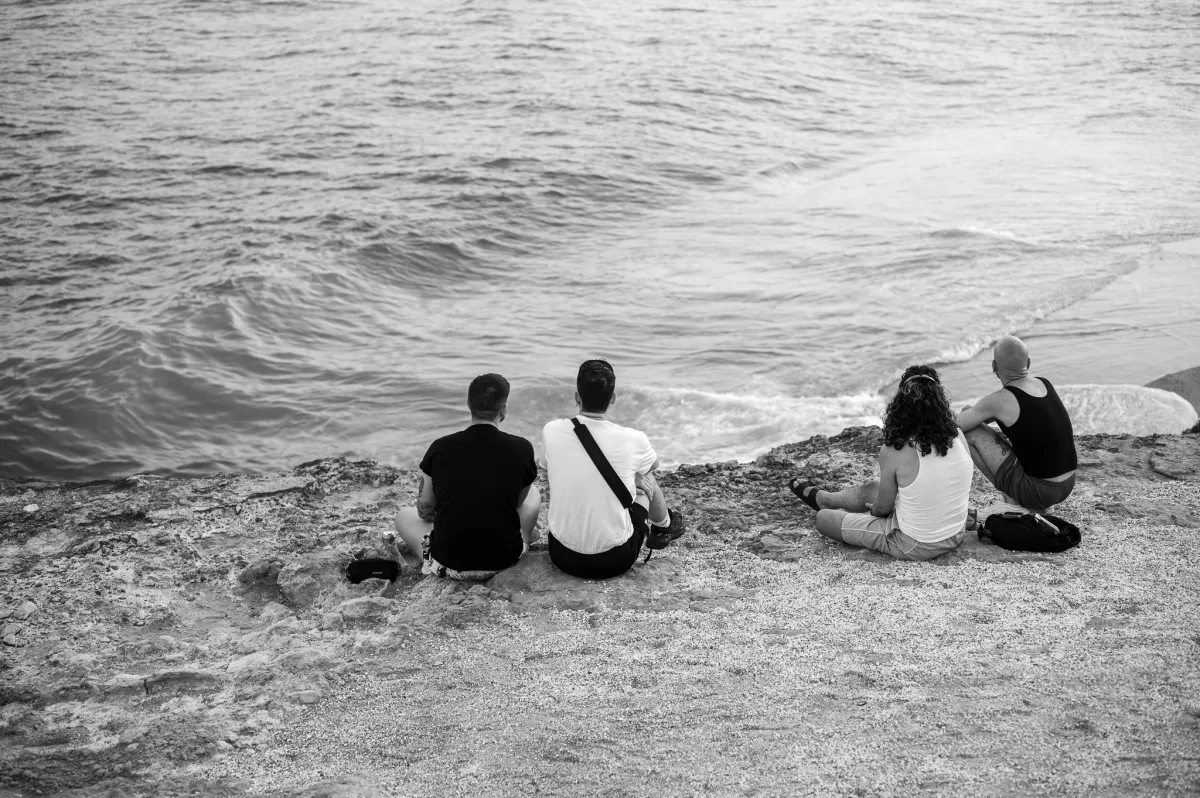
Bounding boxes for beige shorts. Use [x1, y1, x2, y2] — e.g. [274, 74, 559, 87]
[839, 512, 966, 561]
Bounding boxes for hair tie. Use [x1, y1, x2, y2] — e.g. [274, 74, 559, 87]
[903, 374, 937, 386]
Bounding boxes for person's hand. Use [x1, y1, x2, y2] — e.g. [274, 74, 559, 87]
[416, 502, 436, 523]
[634, 471, 657, 498]
[864, 501, 874, 512]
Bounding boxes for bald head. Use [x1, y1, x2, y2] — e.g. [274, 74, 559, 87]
[993, 335, 1030, 382]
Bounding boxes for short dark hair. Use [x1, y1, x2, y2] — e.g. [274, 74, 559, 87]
[577, 359, 616, 412]
[468, 373, 509, 421]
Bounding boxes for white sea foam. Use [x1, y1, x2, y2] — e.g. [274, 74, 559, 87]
[955, 384, 1197, 438]
[618, 386, 886, 467]
[1056, 385, 1197, 436]
[928, 225, 1041, 247]
[627, 383, 1195, 469]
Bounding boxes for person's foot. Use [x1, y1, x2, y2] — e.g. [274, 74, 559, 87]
[646, 508, 687, 550]
[965, 508, 979, 532]
[788, 478, 822, 512]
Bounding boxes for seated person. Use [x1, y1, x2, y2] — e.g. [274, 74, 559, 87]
[789, 365, 973, 561]
[394, 373, 540, 580]
[541, 359, 685, 580]
[956, 335, 1076, 511]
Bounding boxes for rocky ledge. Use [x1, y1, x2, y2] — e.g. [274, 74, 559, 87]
[1, 428, 1198, 797]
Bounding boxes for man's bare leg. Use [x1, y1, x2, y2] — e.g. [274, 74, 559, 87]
[815, 509, 849, 542]
[811, 479, 878, 543]
[393, 508, 433, 560]
[518, 485, 542, 547]
[964, 426, 1020, 503]
[634, 472, 670, 527]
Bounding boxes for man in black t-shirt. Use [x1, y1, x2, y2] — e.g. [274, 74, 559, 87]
[394, 373, 540, 580]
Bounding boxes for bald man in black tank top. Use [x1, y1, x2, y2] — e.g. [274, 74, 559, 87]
[956, 335, 1077, 511]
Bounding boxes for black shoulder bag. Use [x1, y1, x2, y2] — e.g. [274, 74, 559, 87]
[571, 418, 633, 508]
[571, 418, 673, 562]
[980, 512, 1082, 553]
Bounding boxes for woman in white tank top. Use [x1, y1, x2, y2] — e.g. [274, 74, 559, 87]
[787, 365, 974, 561]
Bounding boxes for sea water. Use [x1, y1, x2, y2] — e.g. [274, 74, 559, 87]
[2, 0, 1198, 479]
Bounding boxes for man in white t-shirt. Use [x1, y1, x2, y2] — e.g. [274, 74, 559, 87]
[542, 359, 686, 579]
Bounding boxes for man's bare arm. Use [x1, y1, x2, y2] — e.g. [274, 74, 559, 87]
[415, 475, 436, 522]
[956, 391, 1009, 431]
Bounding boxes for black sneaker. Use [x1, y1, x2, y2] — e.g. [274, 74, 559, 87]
[646, 508, 687, 550]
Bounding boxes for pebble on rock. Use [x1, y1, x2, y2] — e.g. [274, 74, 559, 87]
[295, 689, 322, 705]
[228, 651, 273, 674]
[321, 612, 345, 631]
[336, 597, 395, 627]
[259, 601, 294, 623]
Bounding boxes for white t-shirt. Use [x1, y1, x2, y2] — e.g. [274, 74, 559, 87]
[542, 416, 658, 555]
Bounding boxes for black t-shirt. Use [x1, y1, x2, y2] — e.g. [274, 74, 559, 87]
[419, 424, 537, 572]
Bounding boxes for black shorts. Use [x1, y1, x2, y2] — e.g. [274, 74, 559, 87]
[548, 504, 648, 580]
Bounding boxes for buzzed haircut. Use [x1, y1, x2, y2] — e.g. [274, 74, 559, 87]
[577, 359, 616, 413]
[468, 373, 510, 421]
[994, 335, 1030, 373]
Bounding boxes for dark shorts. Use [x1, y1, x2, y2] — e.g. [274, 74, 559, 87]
[420, 533, 526, 581]
[548, 504, 649, 580]
[995, 453, 1075, 511]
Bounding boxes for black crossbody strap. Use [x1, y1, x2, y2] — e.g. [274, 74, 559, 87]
[571, 418, 634, 509]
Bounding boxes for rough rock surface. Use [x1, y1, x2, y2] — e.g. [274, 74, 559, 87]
[1, 435, 1198, 796]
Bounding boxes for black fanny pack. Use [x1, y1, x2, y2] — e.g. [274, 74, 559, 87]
[346, 558, 400, 583]
[980, 512, 1081, 553]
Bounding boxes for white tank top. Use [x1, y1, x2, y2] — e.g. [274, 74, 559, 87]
[894, 430, 973, 543]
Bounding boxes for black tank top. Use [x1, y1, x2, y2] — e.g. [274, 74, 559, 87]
[997, 378, 1077, 478]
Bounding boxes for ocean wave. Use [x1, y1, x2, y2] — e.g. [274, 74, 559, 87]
[754, 157, 837, 181]
[948, 384, 1196, 438]
[617, 383, 1197, 468]
[926, 226, 1044, 247]
[0, 321, 333, 480]
[351, 237, 492, 293]
[511, 384, 887, 469]
[1057, 385, 1197, 436]
[928, 335, 1000, 369]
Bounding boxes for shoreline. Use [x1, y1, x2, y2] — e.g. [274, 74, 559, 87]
[1, 427, 1197, 796]
[3, 359, 1197, 487]
[4, 237, 1198, 484]
[933, 239, 1200, 412]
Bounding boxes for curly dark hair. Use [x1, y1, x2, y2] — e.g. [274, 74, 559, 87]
[882, 365, 960, 456]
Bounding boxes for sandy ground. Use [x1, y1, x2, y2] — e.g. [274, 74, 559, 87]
[1, 428, 1199, 797]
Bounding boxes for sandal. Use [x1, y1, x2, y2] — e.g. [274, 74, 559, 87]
[788, 478, 822, 512]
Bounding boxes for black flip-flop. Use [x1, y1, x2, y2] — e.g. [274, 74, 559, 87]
[787, 478, 822, 512]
